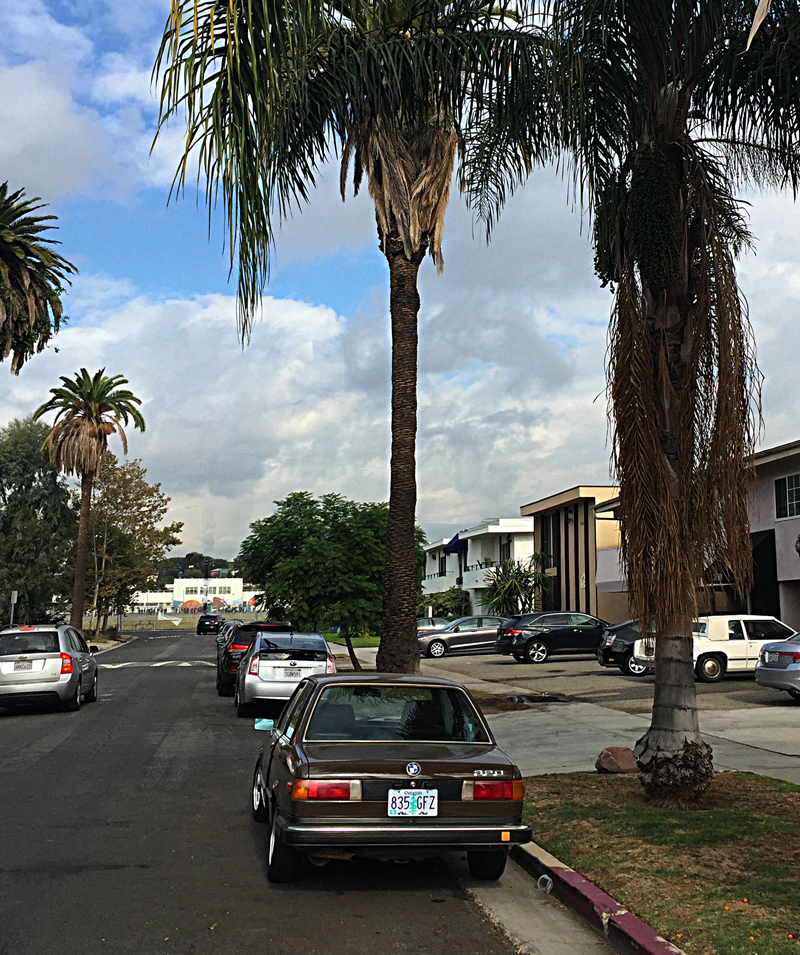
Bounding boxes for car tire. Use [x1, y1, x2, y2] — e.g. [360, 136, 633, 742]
[65, 678, 82, 712]
[787, 688, 800, 702]
[252, 761, 270, 823]
[523, 639, 550, 664]
[236, 687, 252, 718]
[85, 671, 98, 703]
[427, 640, 447, 659]
[467, 849, 507, 881]
[620, 653, 649, 677]
[696, 654, 725, 683]
[267, 815, 306, 883]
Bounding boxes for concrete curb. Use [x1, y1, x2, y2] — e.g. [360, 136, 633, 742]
[510, 842, 685, 955]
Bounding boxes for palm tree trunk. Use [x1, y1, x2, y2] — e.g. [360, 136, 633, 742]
[376, 228, 427, 673]
[70, 471, 93, 629]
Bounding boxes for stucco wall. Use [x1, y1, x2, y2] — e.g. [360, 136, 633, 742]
[750, 453, 800, 583]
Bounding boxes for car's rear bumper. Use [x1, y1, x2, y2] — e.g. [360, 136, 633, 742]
[0, 673, 75, 704]
[755, 666, 800, 692]
[597, 648, 628, 667]
[494, 642, 517, 656]
[244, 679, 301, 702]
[279, 816, 532, 850]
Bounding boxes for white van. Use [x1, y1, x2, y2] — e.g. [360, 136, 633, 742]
[632, 615, 796, 683]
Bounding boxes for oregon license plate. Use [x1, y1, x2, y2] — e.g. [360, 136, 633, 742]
[14, 660, 32, 671]
[387, 789, 438, 817]
[284, 668, 301, 678]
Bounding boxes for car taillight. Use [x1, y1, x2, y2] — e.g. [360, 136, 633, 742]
[229, 643, 249, 651]
[461, 780, 524, 800]
[326, 656, 336, 674]
[505, 628, 522, 636]
[60, 653, 73, 674]
[603, 632, 616, 646]
[292, 779, 362, 801]
[249, 656, 259, 674]
[779, 651, 800, 662]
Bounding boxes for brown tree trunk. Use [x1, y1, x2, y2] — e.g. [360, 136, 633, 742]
[376, 228, 427, 673]
[71, 471, 93, 629]
[341, 626, 362, 672]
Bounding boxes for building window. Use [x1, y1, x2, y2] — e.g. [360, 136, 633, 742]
[775, 474, 800, 519]
[219, 586, 231, 595]
[499, 537, 511, 562]
[208, 587, 217, 595]
[185, 587, 198, 595]
[439, 554, 447, 576]
[541, 513, 560, 569]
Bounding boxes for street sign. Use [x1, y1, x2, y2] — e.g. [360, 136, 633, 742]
[9, 591, 18, 627]
[10, 591, 17, 604]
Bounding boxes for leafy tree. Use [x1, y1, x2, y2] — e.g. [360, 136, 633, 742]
[472, 0, 800, 804]
[0, 417, 76, 623]
[0, 183, 76, 374]
[484, 555, 549, 617]
[239, 492, 426, 668]
[33, 368, 146, 627]
[154, 0, 546, 672]
[417, 587, 472, 619]
[89, 454, 183, 636]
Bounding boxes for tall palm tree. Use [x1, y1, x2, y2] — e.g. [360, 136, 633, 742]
[0, 182, 76, 374]
[154, 0, 548, 671]
[471, 0, 800, 804]
[33, 369, 146, 628]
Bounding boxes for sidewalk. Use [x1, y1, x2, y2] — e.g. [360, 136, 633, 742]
[351, 647, 800, 784]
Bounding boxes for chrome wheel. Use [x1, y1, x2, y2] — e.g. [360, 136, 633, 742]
[524, 640, 549, 664]
[696, 655, 724, 683]
[622, 654, 648, 677]
[427, 640, 446, 658]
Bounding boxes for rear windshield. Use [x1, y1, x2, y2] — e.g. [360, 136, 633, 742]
[0, 631, 59, 655]
[305, 684, 491, 743]
[258, 636, 326, 652]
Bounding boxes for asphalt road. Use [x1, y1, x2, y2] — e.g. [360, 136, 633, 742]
[0, 630, 595, 955]
[422, 651, 795, 714]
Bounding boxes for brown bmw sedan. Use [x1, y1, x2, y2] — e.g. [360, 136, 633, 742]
[251, 674, 532, 883]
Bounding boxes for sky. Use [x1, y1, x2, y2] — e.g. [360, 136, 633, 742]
[2, 1, 800, 559]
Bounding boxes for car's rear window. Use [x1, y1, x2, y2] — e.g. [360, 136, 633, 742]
[305, 684, 491, 743]
[0, 631, 59, 655]
[258, 636, 325, 652]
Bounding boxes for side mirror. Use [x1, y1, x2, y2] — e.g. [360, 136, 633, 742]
[89, 645, 99, 653]
[216, 635, 226, 645]
[452, 626, 460, 632]
[254, 718, 274, 731]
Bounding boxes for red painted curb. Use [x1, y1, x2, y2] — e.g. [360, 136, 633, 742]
[510, 843, 684, 955]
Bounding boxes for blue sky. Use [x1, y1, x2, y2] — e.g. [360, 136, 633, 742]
[2, 1, 800, 558]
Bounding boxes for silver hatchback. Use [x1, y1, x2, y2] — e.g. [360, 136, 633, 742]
[0, 624, 99, 712]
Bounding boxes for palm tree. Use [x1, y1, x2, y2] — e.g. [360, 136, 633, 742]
[153, 0, 548, 671]
[470, 0, 800, 804]
[33, 369, 146, 628]
[0, 182, 76, 374]
[484, 554, 550, 617]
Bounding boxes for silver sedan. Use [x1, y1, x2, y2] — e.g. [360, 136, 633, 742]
[755, 633, 800, 701]
[0, 624, 99, 712]
[234, 632, 335, 717]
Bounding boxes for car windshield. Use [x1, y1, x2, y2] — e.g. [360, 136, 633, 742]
[0, 631, 59, 655]
[305, 684, 491, 743]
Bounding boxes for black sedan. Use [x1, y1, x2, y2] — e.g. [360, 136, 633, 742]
[250, 674, 531, 883]
[495, 612, 607, 663]
[596, 620, 653, 676]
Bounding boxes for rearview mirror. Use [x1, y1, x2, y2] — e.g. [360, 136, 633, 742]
[254, 718, 274, 731]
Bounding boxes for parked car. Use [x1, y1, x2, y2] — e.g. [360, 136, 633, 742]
[755, 633, 800, 701]
[250, 673, 532, 882]
[234, 632, 336, 717]
[596, 620, 653, 676]
[416, 616, 449, 632]
[0, 624, 99, 712]
[495, 612, 608, 663]
[216, 620, 296, 696]
[418, 616, 509, 658]
[632, 615, 797, 682]
[197, 613, 225, 635]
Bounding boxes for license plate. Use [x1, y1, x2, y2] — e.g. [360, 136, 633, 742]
[766, 652, 778, 663]
[14, 660, 32, 671]
[284, 668, 301, 678]
[387, 789, 438, 817]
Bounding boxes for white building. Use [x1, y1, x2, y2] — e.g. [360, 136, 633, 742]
[131, 578, 259, 613]
[422, 517, 535, 613]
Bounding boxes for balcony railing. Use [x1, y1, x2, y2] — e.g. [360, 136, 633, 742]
[424, 571, 454, 581]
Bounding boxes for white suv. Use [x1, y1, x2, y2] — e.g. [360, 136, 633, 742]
[632, 615, 796, 683]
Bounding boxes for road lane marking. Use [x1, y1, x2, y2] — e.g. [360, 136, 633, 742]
[100, 661, 215, 669]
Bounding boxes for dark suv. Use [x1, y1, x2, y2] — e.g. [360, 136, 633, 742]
[215, 620, 296, 696]
[197, 614, 225, 635]
[596, 620, 653, 676]
[495, 612, 607, 663]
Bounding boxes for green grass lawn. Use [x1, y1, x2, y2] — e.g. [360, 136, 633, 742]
[523, 772, 800, 955]
[323, 633, 381, 648]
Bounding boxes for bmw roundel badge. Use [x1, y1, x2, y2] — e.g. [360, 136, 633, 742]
[406, 762, 421, 777]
